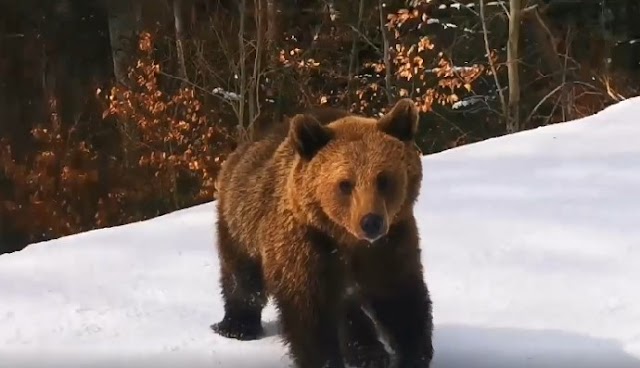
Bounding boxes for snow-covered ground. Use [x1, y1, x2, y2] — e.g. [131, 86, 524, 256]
[2, 98, 640, 368]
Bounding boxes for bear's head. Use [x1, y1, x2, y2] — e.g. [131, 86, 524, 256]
[287, 98, 423, 244]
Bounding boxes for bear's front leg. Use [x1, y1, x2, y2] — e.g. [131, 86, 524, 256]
[367, 276, 433, 368]
[340, 297, 390, 368]
[276, 293, 345, 368]
[355, 218, 434, 367]
[265, 236, 346, 368]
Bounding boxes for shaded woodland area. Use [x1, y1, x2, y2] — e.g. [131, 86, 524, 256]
[1, 0, 639, 254]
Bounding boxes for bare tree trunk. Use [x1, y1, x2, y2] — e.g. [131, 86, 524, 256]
[378, 0, 393, 104]
[249, 0, 264, 140]
[528, 7, 562, 78]
[134, 0, 143, 27]
[173, 0, 188, 83]
[265, 0, 283, 120]
[106, 0, 138, 86]
[507, 0, 522, 132]
[347, 0, 365, 106]
[265, 0, 277, 50]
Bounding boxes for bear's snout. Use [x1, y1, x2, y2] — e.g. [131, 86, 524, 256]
[360, 213, 386, 242]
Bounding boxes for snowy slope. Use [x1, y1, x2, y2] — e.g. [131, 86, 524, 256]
[2, 98, 640, 368]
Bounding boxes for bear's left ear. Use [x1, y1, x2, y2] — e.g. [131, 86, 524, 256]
[288, 113, 334, 160]
[377, 98, 419, 142]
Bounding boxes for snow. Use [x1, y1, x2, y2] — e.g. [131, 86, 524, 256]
[211, 87, 241, 102]
[2, 97, 640, 367]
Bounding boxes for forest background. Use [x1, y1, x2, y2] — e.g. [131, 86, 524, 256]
[1, 0, 639, 254]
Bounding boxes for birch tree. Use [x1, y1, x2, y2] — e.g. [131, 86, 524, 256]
[106, 0, 139, 85]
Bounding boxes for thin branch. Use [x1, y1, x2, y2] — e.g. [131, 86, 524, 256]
[451, 1, 478, 16]
[526, 23, 571, 124]
[534, 8, 559, 50]
[479, 0, 507, 118]
[526, 82, 564, 123]
[346, 24, 381, 54]
[209, 16, 237, 77]
[498, 0, 510, 19]
[560, 25, 571, 120]
[601, 76, 626, 102]
[544, 90, 563, 125]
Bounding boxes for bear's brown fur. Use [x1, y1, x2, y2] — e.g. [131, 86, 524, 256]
[211, 99, 433, 368]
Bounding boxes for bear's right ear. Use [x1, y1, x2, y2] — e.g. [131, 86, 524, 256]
[288, 113, 333, 160]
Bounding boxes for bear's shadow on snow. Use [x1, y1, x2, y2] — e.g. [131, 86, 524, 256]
[256, 321, 639, 368]
[432, 324, 640, 368]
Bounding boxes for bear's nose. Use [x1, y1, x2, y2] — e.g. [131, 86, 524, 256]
[360, 213, 384, 239]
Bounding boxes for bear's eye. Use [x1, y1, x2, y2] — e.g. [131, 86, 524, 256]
[376, 173, 391, 192]
[338, 180, 354, 195]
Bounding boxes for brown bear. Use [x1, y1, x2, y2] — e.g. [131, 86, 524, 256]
[211, 98, 433, 368]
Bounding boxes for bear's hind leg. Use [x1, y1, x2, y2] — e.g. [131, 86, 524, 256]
[211, 217, 267, 341]
[340, 298, 390, 368]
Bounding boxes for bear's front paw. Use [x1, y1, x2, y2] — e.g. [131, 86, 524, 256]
[396, 353, 433, 368]
[210, 316, 264, 341]
[344, 342, 390, 368]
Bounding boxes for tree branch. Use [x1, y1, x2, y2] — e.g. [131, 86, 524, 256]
[507, 0, 522, 132]
[479, 0, 507, 120]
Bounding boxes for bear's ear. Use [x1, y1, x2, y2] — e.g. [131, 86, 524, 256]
[288, 113, 333, 160]
[377, 98, 419, 142]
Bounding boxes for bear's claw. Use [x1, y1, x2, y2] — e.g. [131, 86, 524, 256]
[210, 319, 264, 341]
[344, 342, 391, 368]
